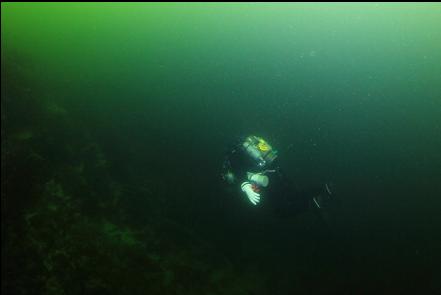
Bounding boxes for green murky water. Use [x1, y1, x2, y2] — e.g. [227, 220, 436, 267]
[2, 3, 441, 294]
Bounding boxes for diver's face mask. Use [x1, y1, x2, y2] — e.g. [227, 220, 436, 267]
[242, 136, 278, 167]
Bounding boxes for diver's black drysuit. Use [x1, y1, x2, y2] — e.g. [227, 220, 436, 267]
[223, 139, 330, 217]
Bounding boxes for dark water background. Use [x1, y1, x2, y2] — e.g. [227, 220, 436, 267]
[2, 3, 441, 294]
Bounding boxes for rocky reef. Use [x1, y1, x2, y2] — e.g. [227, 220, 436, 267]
[1, 53, 264, 295]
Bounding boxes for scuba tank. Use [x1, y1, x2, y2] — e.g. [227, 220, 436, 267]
[242, 135, 278, 167]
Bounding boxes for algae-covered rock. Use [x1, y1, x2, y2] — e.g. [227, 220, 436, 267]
[101, 220, 141, 247]
[13, 130, 34, 141]
[45, 102, 67, 116]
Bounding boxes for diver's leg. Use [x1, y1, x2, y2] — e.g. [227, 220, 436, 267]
[297, 183, 333, 210]
[267, 170, 310, 217]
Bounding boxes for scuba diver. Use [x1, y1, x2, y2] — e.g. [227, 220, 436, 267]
[222, 135, 333, 217]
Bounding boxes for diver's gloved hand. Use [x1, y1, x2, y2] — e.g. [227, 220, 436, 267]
[241, 182, 260, 205]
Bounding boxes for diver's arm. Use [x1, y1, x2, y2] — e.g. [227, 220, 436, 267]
[223, 139, 264, 205]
